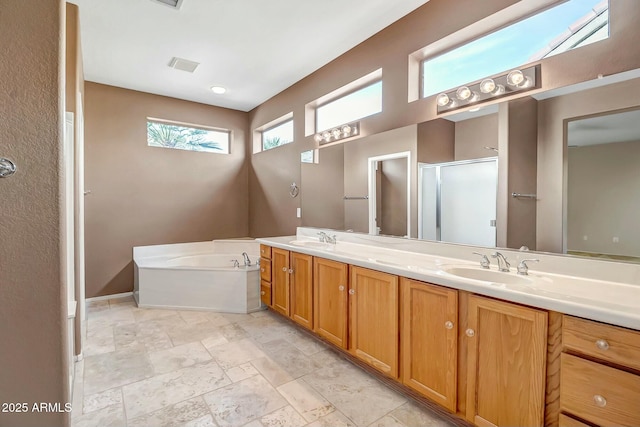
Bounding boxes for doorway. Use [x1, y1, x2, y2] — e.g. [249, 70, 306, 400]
[368, 152, 411, 237]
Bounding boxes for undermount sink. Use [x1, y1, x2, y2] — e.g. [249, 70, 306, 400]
[288, 240, 332, 249]
[443, 266, 533, 285]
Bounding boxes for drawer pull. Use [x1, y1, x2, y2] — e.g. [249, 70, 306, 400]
[260, 291, 266, 296]
[288, 269, 294, 274]
[338, 285, 345, 291]
[466, 328, 475, 337]
[445, 321, 454, 330]
[595, 339, 610, 351]
[261, 268, 265, 272]
[282, 267, 287, 272]
[593, 394, 607, 407]
[348, 289, 355, 295]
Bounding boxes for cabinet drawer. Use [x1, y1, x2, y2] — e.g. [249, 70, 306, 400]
[260, 280, 271, 306]
[260, 258, 271, 281]
[260, 244, 272, 259]
[563, 315, 640, 371]
[558, 414, 592, 427]
[560, 353, 640, 427]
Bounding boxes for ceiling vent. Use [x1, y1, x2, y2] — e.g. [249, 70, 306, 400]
[169, 57, 199, 73]
[152, 0, 184, 10]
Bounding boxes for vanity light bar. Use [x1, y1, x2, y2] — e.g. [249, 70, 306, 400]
[314, 121, 360, 145]
[436, 65, 539, 114]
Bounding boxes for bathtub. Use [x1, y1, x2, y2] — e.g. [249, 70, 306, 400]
[133, 239, 263, 313]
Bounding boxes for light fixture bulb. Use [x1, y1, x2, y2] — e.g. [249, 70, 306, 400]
[314, 133, 323, 143]
[456, 86, 472, 101]
[479, 79, 496, 94]
[210, 86, 226, 94]
[506, 70, 525, 87]
[322, 131, 331, 142]
[436, 93, 451, 107]
[331, 128, 341, 139]
[341, 125, 351, 135]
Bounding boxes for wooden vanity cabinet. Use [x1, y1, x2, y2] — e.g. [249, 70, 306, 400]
[400, 278, 458, 411]
[560, 315, 640, 427]
[259, 245, 272, 307]
[465, 295, 548, 427]
[271, 248, 313, 329]
[349, 266, 399, 378]
[313, 258, 349, 349]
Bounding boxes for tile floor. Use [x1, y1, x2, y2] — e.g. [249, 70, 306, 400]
[71, 296, 456, 427]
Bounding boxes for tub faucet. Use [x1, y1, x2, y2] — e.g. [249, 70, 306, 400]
[492, 251, 510, 272]
[241, 252, 251, 266]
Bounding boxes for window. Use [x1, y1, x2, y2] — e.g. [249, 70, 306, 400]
[316, 81, 382, 132]
[422, 0, 609, 97]
[147, 120, 230, 154]
[262, 119, 293, 151]
[300, 150, 315, 163]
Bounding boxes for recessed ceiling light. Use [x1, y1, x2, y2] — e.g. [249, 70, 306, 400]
[210, 86, 226, 94]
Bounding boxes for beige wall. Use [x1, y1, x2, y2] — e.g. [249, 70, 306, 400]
[84, 83, 249, 297]
[537, 77, 640, 252]
[249, 0, 640, 239]
[379, 157, 409, 237]
[567, 140, 640, 256]
[454, 114, 499, 161]
[0, 1, 69, 426]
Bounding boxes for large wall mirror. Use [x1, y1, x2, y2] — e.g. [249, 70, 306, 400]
[300, 68, 640, 263]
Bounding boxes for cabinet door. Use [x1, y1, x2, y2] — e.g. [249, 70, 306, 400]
[313, 258, 348, 349]
[466, 295, 547, 427]
[401, 278, 457, 411]
[271, 248, 290, 316]
[350, 266, 399, 378]
[290, 252, 313, 330]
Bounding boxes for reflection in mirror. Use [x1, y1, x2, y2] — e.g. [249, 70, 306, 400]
[566, 108, 640, 262]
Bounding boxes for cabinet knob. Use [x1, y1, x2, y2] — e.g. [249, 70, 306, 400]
[338, 285, 345, 291]
[348, 289, 355, 295]
[593, 395, 607, 407]
[595, 339, 609, 351]
[260, 291, 265, 296]
[282, 267, 287, 272]
[261, 249, 265, 254]
[261, 268, 265, 272]
[288, 269, 294, 274]
[465, 328, 475, 337]
[445, 321, 454, 330]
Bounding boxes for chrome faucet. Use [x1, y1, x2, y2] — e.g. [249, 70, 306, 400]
[230, 259, 240, 268]
[317, 232, 337, 244]
[492, 251, 510, 272]
[517, 259, 539, 275]
[241, 252, 251, 266]
[472, 252, 491, 269]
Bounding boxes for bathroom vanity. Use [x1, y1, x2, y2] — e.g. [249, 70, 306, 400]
[257, 228, 640, 427]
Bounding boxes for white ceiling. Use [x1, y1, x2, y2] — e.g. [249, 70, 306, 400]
[69, 0, 430, 112]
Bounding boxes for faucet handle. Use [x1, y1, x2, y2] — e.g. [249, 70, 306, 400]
[317, 232, 326, 242]
[517, 259, 539, 275]
[472, 252, 490, 269]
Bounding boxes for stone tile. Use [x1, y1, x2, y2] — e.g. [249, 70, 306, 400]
[239, 317, 296, 344]
[250, 309, 270, 318]
[177, 310, 215, 325]
[83, 345, 154, 395]
[250, 357, 294, 387]
[168, 320, 234, 346]
[122, 360, 231, 419]
[84, 326, 115, 357]
[148, 341, 212, 375]
[87, 307, 135, 331]
[82, 388, 122, 414]
[303, 363, 406, 427]
[206, 338, 266, 370]
[306, 411, 356, 427]
[71, 403, 125, 427]
[86, 300, 110, 314]
[182, 415, 218, 427]
[221, 312, 255, 323]
[388, 402, 454, 427]
[109, 296, 136, 309]
[200, 331, 229, 348]
[261, 405, 307, 427]
[260, 339, 321, 378]
[243, 421, 265, 427]
[220, 322, 250, 342]
[127, 396, 212, 427]
[369, 415, 406, 427]
[225, 362, 259, 382]
[278, 379, 334, 422]
[114, 322, 173, 353]
[286, 331, 327, 356]
[204, 375, 287, 427]
[133, 308, 178, 322]
[310, 349, 348, 367]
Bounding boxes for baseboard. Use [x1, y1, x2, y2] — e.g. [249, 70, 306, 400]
[85, 291, 133, 302]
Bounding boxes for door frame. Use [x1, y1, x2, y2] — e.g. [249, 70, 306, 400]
[367, 151, 411, 236]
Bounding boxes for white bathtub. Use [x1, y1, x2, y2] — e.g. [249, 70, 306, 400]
[133, 239, 263, 313]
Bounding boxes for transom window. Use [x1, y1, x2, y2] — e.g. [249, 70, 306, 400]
[262, 119, 294, 151]
[147, 119, 230, 154]
[422, 0, 609, 98]
[316, 81, 382, 132]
